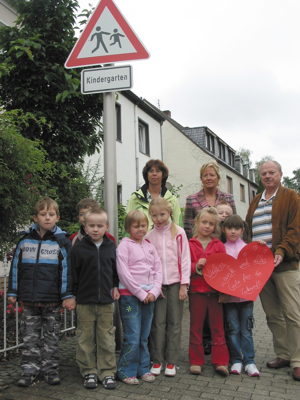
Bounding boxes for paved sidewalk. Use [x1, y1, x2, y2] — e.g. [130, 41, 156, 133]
[0, 299, 299, 399]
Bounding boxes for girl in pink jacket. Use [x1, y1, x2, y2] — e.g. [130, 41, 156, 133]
[220, 215, 261, 377]
[116, 210, 162, 385]
[145, 198, 190, 377]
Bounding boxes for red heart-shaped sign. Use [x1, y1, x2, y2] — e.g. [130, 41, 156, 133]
[203, 242, 274, 301]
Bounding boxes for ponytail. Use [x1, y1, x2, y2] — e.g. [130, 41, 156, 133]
[170, 211, 178, 240]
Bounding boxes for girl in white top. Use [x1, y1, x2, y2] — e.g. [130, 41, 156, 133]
[145, 197, 190, 377]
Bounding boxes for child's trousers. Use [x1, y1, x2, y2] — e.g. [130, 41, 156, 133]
[117, 295, 154, 379]
[150, 282, 184, 365]
[189, 293, 229, 367]
[76, 303, 117, 381]
[225, 301, 255, 366]
[21, 305, 60, 376]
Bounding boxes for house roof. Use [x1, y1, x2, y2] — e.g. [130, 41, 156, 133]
[121, 91, 165, 124]
[143, 98, 257, 187]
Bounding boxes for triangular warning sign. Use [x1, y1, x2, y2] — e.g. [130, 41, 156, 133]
[65, 0, 150, 68]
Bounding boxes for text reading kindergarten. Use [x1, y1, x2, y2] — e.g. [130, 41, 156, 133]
[81, 65, 132, 94]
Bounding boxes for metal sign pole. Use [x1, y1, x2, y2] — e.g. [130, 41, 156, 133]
[103, 90, 118, 244]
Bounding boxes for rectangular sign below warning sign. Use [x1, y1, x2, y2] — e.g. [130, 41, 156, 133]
[81, 65, 132, 94]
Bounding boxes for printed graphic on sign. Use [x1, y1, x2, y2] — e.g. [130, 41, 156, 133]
[65, 0, 150, 68]
[203, 242, 274, 301]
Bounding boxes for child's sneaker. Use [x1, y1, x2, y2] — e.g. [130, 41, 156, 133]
[216, 365, 229, 377]
[102, 376, 116, 389]
[190, 365, 201, 374]
[44, 372, 60, 385]
[18, 373, 37, 387]
[230, 363, 243, 375]
[84, 373, 98, 389]
[150, 363, 162, 375]
[165, 364, 176, 376]
[121, 376, 139, 385]
[140, 373, 155, 382]
[245, 364, 260, 377]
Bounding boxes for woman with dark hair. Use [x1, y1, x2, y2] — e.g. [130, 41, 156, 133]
[126, 159, 181, 232]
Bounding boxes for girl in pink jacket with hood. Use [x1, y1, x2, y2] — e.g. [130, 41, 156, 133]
[220, 215, 262, 378]
[116, 210, 162, 385]
[145, 198, 190, 377]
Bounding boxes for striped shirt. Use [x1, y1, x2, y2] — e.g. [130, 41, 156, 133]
[252, 188, 279, 248]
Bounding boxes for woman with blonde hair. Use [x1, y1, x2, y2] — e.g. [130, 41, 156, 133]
[184, 160, 236, 240]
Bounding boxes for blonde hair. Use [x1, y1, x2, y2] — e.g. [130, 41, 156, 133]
[84, 207, 109, 225]
[200, 160, 221, 186]
[34, 197, 59, 216]
[216, 200, 233, 213]
[149, 197, 178, 240]
[125, 210, 148, 232]
[193, 207, 221, 238]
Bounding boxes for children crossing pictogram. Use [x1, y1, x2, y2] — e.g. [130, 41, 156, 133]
[65, 0, 150, 68]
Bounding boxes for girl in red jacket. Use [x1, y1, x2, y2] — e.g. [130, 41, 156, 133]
[189, 207, 229, 376]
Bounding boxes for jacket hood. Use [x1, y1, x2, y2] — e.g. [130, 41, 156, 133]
[225, 237, 245, 247]
[132, 184, 170, 204]
[29, 223, 67, 236]
[153, 222, 172, 232]
[81, 232, 112, 246]
[120, 237, 146, 245]
[189, 236, 219, 244]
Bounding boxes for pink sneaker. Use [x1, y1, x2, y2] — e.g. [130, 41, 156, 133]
[230, 363, 242, 375]
[245, 364, 259, 377]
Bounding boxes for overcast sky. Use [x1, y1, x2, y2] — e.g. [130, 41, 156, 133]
[77, 0, 300, 178]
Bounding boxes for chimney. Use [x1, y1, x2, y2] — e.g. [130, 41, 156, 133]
[163, 110, 171, 118]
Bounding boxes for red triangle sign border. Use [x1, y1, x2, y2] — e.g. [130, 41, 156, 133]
[65, 0, 150, 68]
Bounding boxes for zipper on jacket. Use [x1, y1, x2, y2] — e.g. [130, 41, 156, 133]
[97, 246, 101, 301]
[163, 230, 168, 285]
[32, 239, 42, 301]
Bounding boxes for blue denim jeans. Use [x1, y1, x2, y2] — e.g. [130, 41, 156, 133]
[225, 301, 255, 366]
[117, 296, 154, 379]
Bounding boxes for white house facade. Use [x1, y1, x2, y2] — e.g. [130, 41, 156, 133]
[86, 90, 165, 205]
[0, 0, 17, 27]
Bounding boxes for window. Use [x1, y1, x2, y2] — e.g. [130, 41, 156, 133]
[240, 184, 245, 202]
[115, 103, 121, 141]
[139, 119, 150, 155]
[227, 176, 233, 194]
[251, 190, 256, 201]
[117, 184, 122, 205]
[228, 150, 235, 167]
[205, 132, 215, 153]
[219, 141, 225, 160]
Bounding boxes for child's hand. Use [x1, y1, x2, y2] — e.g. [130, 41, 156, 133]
[147, 293, 155, 302]
[196, 258, 206, 275]
[8, 296, 17, 305]
[179, 284, 188, 301]
[62, 297, 76, 310]
[159, 287, 166, 299]
[219, 293, 230, 303]
[144, 293, 155, 303]
[257, 240, 267, 246]
[112, 287, 120, 300]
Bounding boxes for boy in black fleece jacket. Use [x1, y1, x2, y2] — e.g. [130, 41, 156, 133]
[71, 207, 119, 390]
